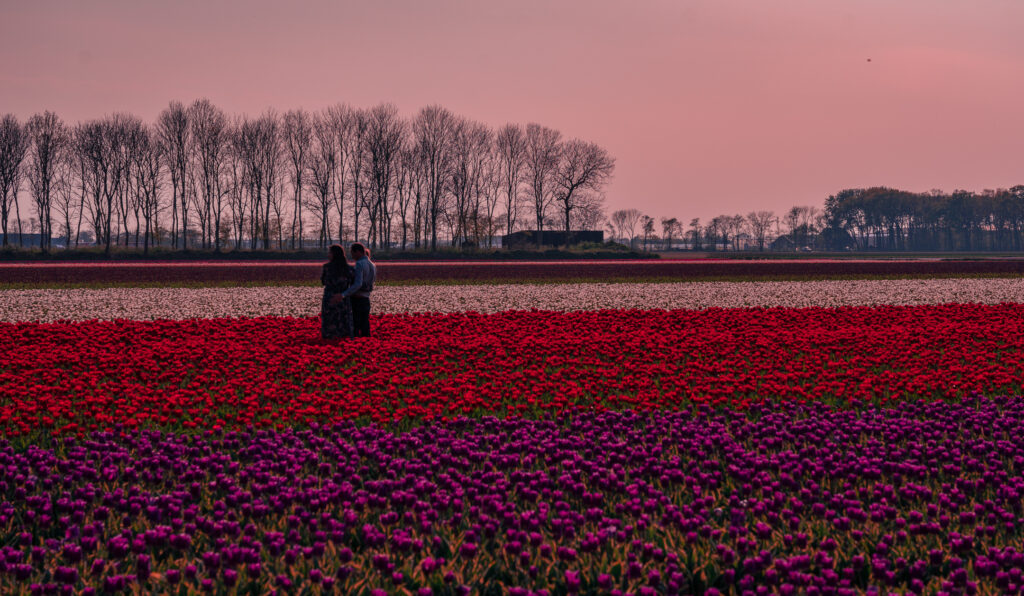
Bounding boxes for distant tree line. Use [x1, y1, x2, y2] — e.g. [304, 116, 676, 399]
[610, 186, 1024, 253]
[606, 206, 819, 252]
[0, 102, 615, 253]
[823, 186, 1024, 251]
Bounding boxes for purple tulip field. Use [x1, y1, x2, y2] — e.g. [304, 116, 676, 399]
[3, 398, 1024, 594]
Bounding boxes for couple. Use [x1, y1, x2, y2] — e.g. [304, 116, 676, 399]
[321, 242, 376, 340]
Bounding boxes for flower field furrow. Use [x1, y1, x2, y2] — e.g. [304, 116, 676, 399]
[4, 259, 1024, 285]
[3, 304, 1024, 436]
[2, 401, 1024, 594]
[6, 277, 1024, 322]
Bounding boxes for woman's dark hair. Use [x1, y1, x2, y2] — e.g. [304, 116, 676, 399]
[328, 244, 346, 263]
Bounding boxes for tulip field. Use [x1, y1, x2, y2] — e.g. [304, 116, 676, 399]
[6, 277, 1024, 322]
[3, 261, 1024, 594]
[4, 257, 1024, 286]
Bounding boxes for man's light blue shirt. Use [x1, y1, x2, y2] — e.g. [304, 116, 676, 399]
[343, 256, 376, 298]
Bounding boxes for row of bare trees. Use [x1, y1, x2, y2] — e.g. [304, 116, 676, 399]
[0, 101, 615, 253]
[608, 207, 821, 252]
[1, 113, 68, 251]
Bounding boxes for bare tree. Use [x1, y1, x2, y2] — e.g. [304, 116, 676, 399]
[479, 143, 503, 248]
[53, 140, 78, 249]
[269, 170, 287, 249]
[451, 118, 490, 248]
[609, 209, 627, 244]
[407, 143, 427, 248]
[746, 210, 775, 251]
[524, 123, 562, 247]
[783, 206, 805, 248]
[726, 214, 746, 250]
[554, 139, 615, 236]
[307, 111, 337, 248]
[114, 115, 144, 247]
[688, 217, 702, 250]
[393, 142, 420, 250]
[495, 123, 526, 237]
[0, 115, 30, 247]
[225, 121, 249, 249]
[364, 103, 406, 249]
[413, 105, 458, 250]
[77, 121, 107, 250]
[609, 208, 642, 248]
[782, 205, 822, 249]
[189, 99, 229, 251]
[802, 205, 822, 245]
[707, 216, 725, 250]
[133, 126, 164, 253]
[342, 108, 372, 244]
[661, 217, 680, 250]
[705, 214, 745, 251]
[67, 124, 92, 248]
[641, 215, 655, 251]
[236, 111, 283, 249]
[555, 191, 605, 234]
[282, 109, 311, 249]
[97, 116, 134, 255]
[26, 112, 69, 252]
[235, 116, 263, 249]
[157, 102, 191, 249]
[326, 104, 354, 246]
[257, 111, 283, 249]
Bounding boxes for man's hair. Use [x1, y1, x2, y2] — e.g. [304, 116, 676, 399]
[351, 242, 366, 255]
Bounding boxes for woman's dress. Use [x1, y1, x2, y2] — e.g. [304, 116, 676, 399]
[321, 262, 354, 339]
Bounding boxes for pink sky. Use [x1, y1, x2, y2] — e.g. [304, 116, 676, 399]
[2, 0, 1023, 222]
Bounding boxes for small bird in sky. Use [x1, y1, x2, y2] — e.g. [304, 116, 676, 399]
[867, 58, 872, 62]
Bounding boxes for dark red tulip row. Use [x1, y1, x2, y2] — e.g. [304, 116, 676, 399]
[3, 303, 1024, 437]
[3, 259, 1024, 285]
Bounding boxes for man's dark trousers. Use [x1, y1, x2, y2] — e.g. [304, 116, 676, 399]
[351, 296, 371, 337]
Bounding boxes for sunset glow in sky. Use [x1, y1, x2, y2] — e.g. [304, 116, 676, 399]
[2, 0, 1023, 221]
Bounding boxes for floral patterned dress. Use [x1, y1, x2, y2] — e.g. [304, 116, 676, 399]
[321, 262, 354, 339]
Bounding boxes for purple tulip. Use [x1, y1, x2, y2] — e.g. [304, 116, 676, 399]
[565, 570, 581, 592]
[54, 566, 78, 585]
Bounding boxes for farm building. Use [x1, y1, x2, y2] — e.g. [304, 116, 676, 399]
[501, 230, 603, 249]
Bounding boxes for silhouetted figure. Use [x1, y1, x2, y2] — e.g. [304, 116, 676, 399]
[342, 242, 376, 338]
[321, 244, 354, 339]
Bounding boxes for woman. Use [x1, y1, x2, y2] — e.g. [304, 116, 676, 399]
[321, 244, 354, 339]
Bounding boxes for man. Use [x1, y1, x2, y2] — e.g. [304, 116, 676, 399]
[342, 242, 376, 337]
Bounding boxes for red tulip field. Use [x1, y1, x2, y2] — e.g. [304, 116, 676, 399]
[2, 303, 1024, 436]
[2, 262, 1024, 594]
